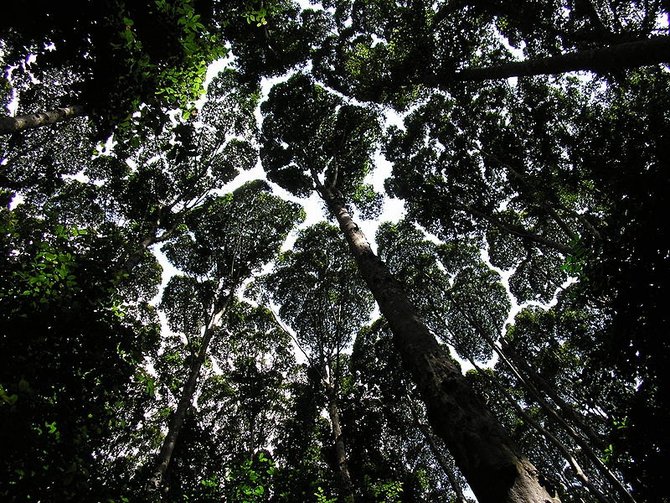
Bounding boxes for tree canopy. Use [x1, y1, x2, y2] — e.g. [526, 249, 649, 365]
[2, 1, 669, 502]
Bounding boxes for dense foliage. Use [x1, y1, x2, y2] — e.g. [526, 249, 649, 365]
[2, 1, 668, 501]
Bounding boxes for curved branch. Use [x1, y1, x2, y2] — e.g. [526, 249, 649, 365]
[454, 36, 670, 80]
[0, 105, 87, 134]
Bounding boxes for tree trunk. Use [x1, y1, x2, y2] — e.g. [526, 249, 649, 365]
[408, 400, 467, 503]
[500, 339, 607, 449]
[149, 296, 231, 493]
[326, 383, 355, 503]
[418, 423, 467, 503]
[0, 105, 86, 134]
[322, 189, 558, 503]
[454, 36, 670, 80]
[448, 300, 636, 502]
[466, 355, 613, 503]
[451, 298, 607, 451]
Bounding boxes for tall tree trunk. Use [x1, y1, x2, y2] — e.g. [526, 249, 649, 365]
[321, 189, 557, 503]
[407, 399, 467, 503]
[500, 339, 607, 449]
[0, 105, 86, 134]
[453, 36, 670, 80]
[326, 382, 355, 503]
[148, 296, 232, 493]
[451, 298, 607, 451]
[466, 355, 613, 503]
[448, 300, 636, 502]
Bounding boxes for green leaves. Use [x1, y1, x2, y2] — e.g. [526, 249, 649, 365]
[377, 220, 508, 363]
[244, 7, 270, 27]
[0, 385, 19, 406]
[4, 222, 89, 306]
[230, 452, 277, 502]
[136, 370, 157, 398]
[2, 2, 669, 501]
[371, 479, 403, 502]
[162, 180, 301, 281]
[0, 202, 162, 501]
[351, 183, 383, 220]
[146, 0, 228, 113]
[261, 223, 373, 360]
[314, 486, 337, 503]
[261, 74, 381, 198]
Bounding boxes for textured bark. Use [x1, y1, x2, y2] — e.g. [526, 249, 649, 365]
[409, 402, 466, 503]
[466, 356, 612, 503]
[451, 301, 636, 502]
[0, 105, 86, 134]
[322, 189, 557, 503]
[149, 297, 231, 493]
[455, 36, 670, 80]
[326, 383, 355, 503]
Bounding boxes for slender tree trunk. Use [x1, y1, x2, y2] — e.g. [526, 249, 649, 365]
[419, 424, 467, 503]
[408, 400, 466, 503]
[451, 298, 607, 451]
[0, 105, 86, 134]
[500, 339, 607, 449]
[454, 36, 670, 80]
[496, 343, 634, 502]
[322, 189, 558, 503]
[466, 356, 613, 503]
[326, 383, 355, 503]
[149, 296, 232, 493]
[449, 300, 635, 502]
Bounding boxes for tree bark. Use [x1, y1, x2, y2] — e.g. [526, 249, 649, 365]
[466, 355, 613, 503]
[322, 189, 558, 503]
[326, 383, 355, 503]
[408, 399, 467, 503]
[0, 105, 86, 134]
[148, 296, 232, 493]
[454, 36, 670, 80]
[449, 300, 635, 502]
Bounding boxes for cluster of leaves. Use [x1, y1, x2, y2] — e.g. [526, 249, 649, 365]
[152, 0, 228, 115]
[0, 203, 161, 501]
[2, 1, 670, 502]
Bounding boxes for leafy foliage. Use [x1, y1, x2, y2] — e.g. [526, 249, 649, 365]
[2, 1, 670, 501]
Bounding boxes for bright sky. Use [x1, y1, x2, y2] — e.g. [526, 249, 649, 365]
[0, 1, 572, 377]
[157, 0, 577, 380]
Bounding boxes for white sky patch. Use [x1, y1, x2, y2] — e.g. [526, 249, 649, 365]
[654, 10, 669, 30]
[3, 55, 39, 116]
[493, 24, 525, 59]
[94, 133, 117, 157]
[62, 170, 90, 184]
[193, 50, 235, 114]
[296, 0, 334, 13]
[150, 244, 181, 311]
[382, 107, 407, 131]
[479, 245, 579, 370]
[6, 85, 18, 116]
[8, 192, 24, 210]
[358, 148, 407, 253]
[370, 34, 387, 47]
[270, 301, 310, 365]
